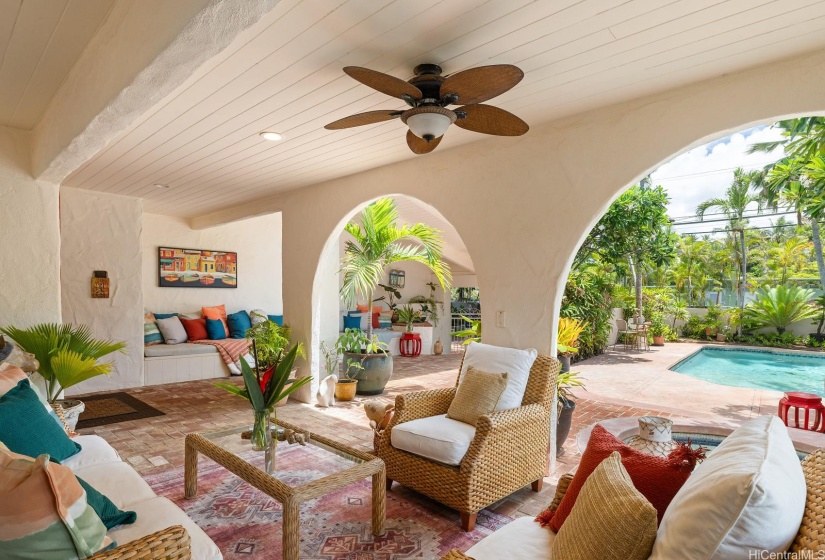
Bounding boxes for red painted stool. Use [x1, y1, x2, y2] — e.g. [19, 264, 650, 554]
[399, 332, 422, 357]
[778, 392, 825, 432]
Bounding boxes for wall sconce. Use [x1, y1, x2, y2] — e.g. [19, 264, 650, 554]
[389, 269, 405, 288]
[91, 271, 109, 298]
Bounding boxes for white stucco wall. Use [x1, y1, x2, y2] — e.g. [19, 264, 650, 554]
[142, 212, 282, 316]
[0, 125, 61, 328]
[60, 188, 144, 393]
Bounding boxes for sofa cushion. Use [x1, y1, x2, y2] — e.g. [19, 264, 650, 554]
[650, 415, 806, 560]
[77, 476, 136, 530]
[61, 435, 121, 471]
[180, 317, 208, 341]
[343, 315, 361, 330]
[144, 343, 217, 358]
[391, 414, 475, 466]
[108, 497, 222, 560]
[71, 462, 156, 509]
[153, 313, 179, 320]
[447, 367, 508, 426]
[267, 314, 284, 326]
[205, 318, 227, 340]
[466, 517, 555, 559]
[227, 310, 252, 338]
[202, 305, 229, 336]
[552, 452, 657, 560]
[459, 343, 537, 410]
[144, 312, 163, 345]
[155, 316, 188, 345]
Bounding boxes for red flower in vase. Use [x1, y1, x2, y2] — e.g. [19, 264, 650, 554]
[259, 365, 275, 394]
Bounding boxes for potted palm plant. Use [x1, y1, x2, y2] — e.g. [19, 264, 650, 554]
[557, 317, 586, 373]
[556, 371, 585, 455]
[339, 197, 450, 393]
[1, 323, 127, 430]
[335, 328, 389, 396]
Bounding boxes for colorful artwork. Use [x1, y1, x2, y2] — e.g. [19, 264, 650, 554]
[158, 247, 237, 289]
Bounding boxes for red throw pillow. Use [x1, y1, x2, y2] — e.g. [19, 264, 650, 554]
[180, 317, 208, 341]
[372, 312, 380, 329]
[537, 424, 704, 532]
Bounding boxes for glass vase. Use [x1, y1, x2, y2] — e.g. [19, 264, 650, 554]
[251, 410, 272, 452]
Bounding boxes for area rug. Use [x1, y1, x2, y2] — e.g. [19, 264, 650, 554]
[75, 392, 164, 429]
[144, 444, 512, 559]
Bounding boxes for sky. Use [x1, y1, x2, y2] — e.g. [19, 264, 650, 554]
[650, 125, 787, 236]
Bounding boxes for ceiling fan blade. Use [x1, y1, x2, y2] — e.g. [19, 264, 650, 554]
[344, 66, 422, 100]
[440, 64, 524, 105]
[324, 110, 401, 130]
[406, 129, 442, 154]
[454, 104, 529, 136]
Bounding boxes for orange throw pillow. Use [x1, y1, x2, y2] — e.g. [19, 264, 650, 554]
[202, 305, 229, 336]
[357, 304, 382, 314]
[537, 424, 704, 532]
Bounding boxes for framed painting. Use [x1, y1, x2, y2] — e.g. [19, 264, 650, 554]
[158, 247, 237, 289]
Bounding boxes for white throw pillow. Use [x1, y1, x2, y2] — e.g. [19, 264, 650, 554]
[650, 415, 806, 560]
[459, 342, 537, 410]
[155, 316, 188, 345]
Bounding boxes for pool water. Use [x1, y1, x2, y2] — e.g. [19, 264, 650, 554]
[671, 347, 825, 395]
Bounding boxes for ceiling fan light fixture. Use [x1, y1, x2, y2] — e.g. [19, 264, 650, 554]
[259, 131, 283, 141]
[402, 107, 456, 141]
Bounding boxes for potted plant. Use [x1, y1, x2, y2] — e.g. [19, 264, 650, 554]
[703, 304, 723, 338]
[339, 198, 450, 393]
[396, 305, 418, 332]
[376, 283, 402, 323]
[245, 313, 304, 406]
[557, 317, 587, 373]
[452, 315, 481, 345]
[649, 312, 667, 346]
[335, 328, 390, 396]
[810, 295, 825, 343]
[717, 325, 731, 343]
[0, 323, 127, 430]
[556, 371, 585, 455]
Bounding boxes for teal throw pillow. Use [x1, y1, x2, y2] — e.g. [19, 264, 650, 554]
[227, 310, 252, 339]
[205, 317, 227, 340]
[343, 315, 361, 330]
[267, 314, 284, 326]
[77, 477, 137, 530]
[0, 379, 81, 462]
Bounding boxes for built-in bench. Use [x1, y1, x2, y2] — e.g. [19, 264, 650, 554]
[144, 344, 233, 385]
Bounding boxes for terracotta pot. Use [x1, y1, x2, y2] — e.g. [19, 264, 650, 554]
[652, 335, 665, 346]
[334, 380, 357, 401]
[716, 333, 726, 342]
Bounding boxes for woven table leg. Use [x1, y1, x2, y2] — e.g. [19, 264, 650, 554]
[283, 497, 300, 560]
[373, 468, 386, 536]
[184, 437, 198, 499]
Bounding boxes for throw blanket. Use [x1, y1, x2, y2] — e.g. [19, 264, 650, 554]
[192, 339, 252, 371]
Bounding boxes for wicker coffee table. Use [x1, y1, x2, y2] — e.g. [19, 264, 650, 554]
[184, 418, 385, 560]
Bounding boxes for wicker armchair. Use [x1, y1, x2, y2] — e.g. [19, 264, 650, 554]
[376, 352, 560, 531]
[89, 525, 191, 560]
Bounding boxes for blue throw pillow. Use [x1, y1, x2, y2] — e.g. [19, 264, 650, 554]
[205, 317, 227, 340]
[153, 312, 178, 320]
[227, 310, 252, 339]
[0, 379, 81, 462]
[267, 314, 284, 326]
[343, 315, 361, 330]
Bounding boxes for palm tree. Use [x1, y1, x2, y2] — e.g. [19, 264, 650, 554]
[340, 197, 451, 340]
[674, 235, 708, 305]
[767, 236, 812, 284]
[696, 168, 762, 334]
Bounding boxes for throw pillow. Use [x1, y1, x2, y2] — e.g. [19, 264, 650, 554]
[650, 415, 806, 559]
[552, 452, 657, 560]
[77, 476, 136, 530]
[372, 312, 380, 329]
[143, 312, 163, 345]
[267, 314, 284, 326]
[538, 424, 702, 532]
[205, 317, 227, 340]
[447, 366, 508, 426]
[249, 309, 267, 325]
[343, 315, 361, 330]
[356, 304, 382, 314]
[0, 443, 113, 557]
[227, 310, 252, 338]
[202, 305, 229, 336]
[458, 342, 538, 410]
[0, 368, 81, 462]
[180, 317, 208, 341]
[152, 312, 178, 320]
[155, 316, 188, 345]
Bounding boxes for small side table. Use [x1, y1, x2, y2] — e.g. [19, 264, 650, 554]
[399, 332, 422, 357]
[778, 392, 825, 432]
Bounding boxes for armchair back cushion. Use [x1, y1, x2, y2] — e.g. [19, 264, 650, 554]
[447, 367, 508, 426]
[458, 343, 537, 410]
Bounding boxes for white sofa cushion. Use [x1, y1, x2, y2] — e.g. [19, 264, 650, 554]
[459, 343, 537, 410]
[391, 414, 475, 466]
[71, 462, 157, 509]
[466, 517, 555, 559]
[109, 497, 222, 560]
[650, 415, 806, 560]
[62, 435, 122, 471]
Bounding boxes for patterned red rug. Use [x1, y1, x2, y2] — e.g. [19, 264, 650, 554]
[144, 444, 512, 559]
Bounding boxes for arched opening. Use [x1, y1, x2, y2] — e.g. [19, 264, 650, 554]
[309, 194, 477, 399]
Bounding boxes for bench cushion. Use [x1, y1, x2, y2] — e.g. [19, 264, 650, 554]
[71, 462, 156, 509]
[61, 435, 121, 471]
[144, 343, 217, 358]
[391, 414, 475, 466]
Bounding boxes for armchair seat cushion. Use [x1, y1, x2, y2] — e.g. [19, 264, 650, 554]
[391, 414, 475, 466]
[465, 517, 555, 559]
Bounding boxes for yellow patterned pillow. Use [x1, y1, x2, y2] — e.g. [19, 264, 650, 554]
[552, 451, 657, 560]
[447, 366, 508, 426]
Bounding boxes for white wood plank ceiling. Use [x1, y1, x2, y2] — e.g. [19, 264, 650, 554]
[60, 0, 825, 219]
[0, 0, 112, 130]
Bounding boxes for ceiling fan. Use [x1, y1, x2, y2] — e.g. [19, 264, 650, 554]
[324, 63, 529, 154]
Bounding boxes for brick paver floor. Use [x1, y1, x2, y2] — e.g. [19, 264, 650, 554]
[76, 351, 677, 519]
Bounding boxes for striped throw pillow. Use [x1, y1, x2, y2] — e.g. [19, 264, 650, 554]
[0, 442, 113, 558]
[144, 312, 163, 345]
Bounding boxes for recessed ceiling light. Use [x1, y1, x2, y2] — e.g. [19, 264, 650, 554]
[154, 183, 171, 190]
[260, 131, 283, 141]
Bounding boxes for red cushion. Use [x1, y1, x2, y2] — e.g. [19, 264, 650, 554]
[372, 312, 380, 329]
[540, 424, 699, 532]
[180, 317, 208, 341]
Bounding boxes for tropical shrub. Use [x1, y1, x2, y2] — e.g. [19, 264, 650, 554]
[561, 268, 615, 361]
[452, 316, 481, 345]
[557, 317, 587, 357]
[744, 285, 818, 334]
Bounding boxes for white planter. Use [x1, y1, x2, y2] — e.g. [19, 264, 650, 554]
[58, 399, 85, 431]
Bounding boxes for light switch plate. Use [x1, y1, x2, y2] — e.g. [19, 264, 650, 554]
[496, 311, 506, 327]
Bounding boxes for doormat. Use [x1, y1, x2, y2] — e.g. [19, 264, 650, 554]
[75, 392, 165, 429]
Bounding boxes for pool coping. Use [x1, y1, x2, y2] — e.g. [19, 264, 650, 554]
[667, 344, 825, 373]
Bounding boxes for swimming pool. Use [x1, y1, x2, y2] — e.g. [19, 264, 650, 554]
[671, 347, 825, 395]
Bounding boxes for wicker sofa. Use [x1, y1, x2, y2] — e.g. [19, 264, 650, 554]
[376, 350, 560, 531]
